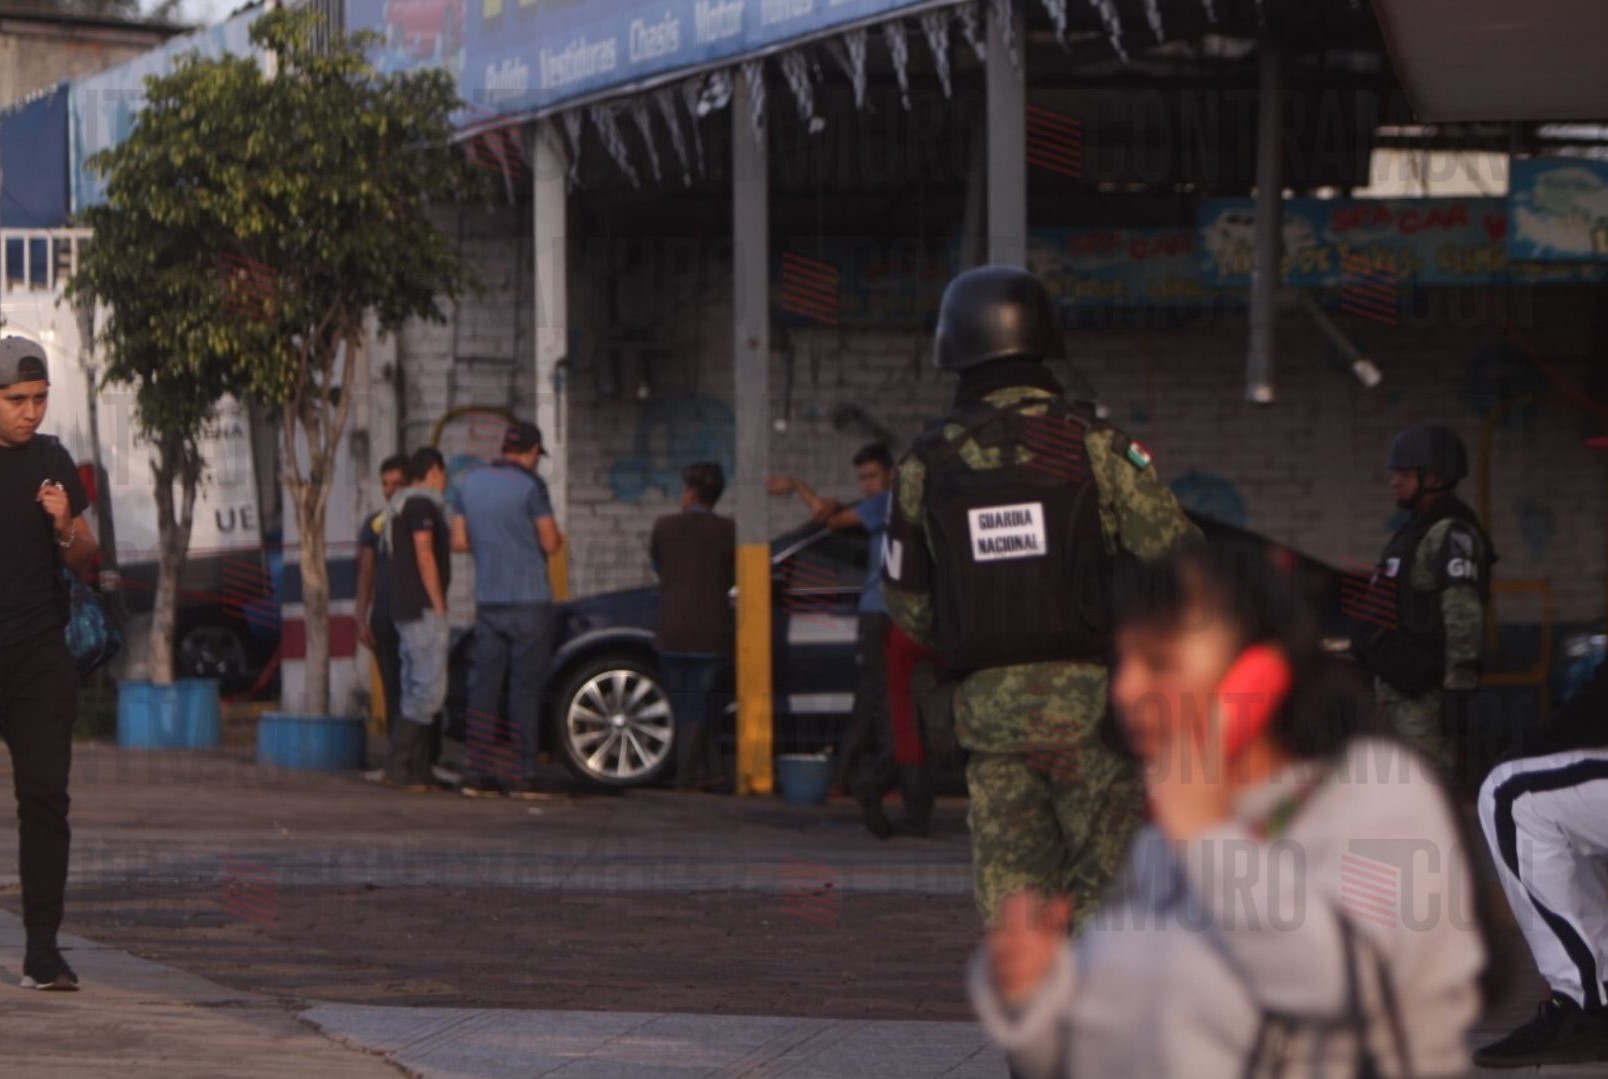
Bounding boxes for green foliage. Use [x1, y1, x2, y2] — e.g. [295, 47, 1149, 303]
[69, 6, 475, 706]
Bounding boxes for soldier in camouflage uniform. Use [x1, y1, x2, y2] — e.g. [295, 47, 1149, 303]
[1350, 424, 1494, 779]
[881, 266, 1196, 926]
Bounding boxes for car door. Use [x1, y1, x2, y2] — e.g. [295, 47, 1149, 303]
[770, 526, 870, 754]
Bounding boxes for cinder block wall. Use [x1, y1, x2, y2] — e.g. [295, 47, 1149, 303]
[393, 204, 1607, 629]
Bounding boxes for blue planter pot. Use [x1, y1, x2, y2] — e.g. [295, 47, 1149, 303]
[775, 754, 832, 807]
[118, 682, 181, 749]
[177, 679, 221, 749]
[257, 713, 366, 771]
[118, 680, 221, 749]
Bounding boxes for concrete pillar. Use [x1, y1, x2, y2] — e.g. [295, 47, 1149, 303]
[531, 120, 571, 599]
[986, 4, 1027, 268]
[732, 68, 774, 796]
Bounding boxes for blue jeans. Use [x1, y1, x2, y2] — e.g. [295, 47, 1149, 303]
[396, 610, 449, 726]
[466, 603, 556, 783]
[659, 652, 725, 786]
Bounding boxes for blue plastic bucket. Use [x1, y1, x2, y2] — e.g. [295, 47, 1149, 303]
[775, 754, 832, 806]
[177, 679, 222, 749]
[257, 713, 367, 771]
[117, 682, 185, 749]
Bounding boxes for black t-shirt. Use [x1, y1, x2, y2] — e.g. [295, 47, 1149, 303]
[388, 495, 450, 622]
[0, 435, 89, 647]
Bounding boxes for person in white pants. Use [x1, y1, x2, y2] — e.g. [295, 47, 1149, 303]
[1475, 656, 1608, 1068]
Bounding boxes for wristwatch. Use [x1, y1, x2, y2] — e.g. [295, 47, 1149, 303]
[56, 521, 76, 549]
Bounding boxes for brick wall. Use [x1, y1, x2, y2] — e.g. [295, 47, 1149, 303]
[397, 210, 1607, 627]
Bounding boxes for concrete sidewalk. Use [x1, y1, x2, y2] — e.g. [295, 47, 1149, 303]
[302, 1004, 1005, 1078]
[1, 906, 1004, 1078]
[0, 910, 402, 1078]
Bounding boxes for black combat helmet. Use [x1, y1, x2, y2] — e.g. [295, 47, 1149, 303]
[934, 265, 1063, 372]
[1387, 424, 1468, 486]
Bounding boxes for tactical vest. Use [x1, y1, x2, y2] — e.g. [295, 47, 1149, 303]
[914, 395, 1112, 673]
[1351, 497, 1492, 696]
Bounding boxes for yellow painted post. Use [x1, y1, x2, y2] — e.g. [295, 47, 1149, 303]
[547, 544, 570, 602]
[736, 545, 774, 795]
[732, 64, 773, 796]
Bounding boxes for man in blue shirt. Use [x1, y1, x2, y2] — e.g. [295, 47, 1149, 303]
[770, 443, 912, 836]
[450, 421, 564, 799]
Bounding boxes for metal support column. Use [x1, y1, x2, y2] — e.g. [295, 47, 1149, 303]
[733, 69, 774, 796]
[1248, 39, 1283, 404]
[531, 120, 571, 599]
[986, 4, 1027, 268]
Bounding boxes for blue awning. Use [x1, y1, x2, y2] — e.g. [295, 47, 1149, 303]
[345, 0, 957, 125]
[1, 84, 70, 228]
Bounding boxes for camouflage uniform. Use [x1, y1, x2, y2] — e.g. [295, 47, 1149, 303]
[884, 385, 1195, 925]
[1375, 515, 1490, 773]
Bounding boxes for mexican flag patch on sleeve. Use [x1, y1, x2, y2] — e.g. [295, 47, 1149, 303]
[1126, 442, 1153, 470]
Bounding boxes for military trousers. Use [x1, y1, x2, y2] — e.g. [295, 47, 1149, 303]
[966, 744, 1144, 929]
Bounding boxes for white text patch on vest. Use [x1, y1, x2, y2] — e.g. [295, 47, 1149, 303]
[967, 501, 1048, 562]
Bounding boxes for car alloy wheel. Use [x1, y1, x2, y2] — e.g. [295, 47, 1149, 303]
[564, 667, 673, 784]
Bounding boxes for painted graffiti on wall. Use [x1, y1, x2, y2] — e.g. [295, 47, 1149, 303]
[1168, 469, 1248, 529]
[1464, 342, 1548, 432]
[608, 394, 736, 504]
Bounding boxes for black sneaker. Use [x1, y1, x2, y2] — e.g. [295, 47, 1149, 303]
[20, 948, 78, 991]
[1474, 994, 1608, 1068]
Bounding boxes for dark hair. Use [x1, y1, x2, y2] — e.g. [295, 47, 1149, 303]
[408, 446, 446, 483]
[379, 454, 409, 477]
[852, 442, 894, 471]
[1113, 535, 1383, 762]
[682, 461, 725, 506]
[1114, 536, 1505, 1006]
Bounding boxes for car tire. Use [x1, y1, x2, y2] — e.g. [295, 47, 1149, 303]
[176, 623, 248, 685]
[553, 652, 674, 789]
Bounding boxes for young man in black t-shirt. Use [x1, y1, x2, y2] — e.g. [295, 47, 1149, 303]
[0, 337, 99, 990]
[384, 447, 452, 790]
[356, 453, 410, 743]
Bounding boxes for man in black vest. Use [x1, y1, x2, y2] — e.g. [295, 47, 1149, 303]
[0, 336, 99, 990]
[1350, 424, 1493, 778]
[881, 266, 1195, 926]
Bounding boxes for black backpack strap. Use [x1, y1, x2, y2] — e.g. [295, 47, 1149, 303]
[1339, 916, 1414, 1078]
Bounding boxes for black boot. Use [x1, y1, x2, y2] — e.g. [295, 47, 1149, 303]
[853, 752, 900, 840]
[898, 764, 935, 837]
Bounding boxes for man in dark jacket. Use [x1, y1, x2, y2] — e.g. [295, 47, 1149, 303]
[356, 454, 410, 742]
[0, 336, 99, 990]
[650, 462, 736, 791]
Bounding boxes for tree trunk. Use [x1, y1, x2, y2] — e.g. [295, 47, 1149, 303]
[149, 440, 200, 687]
[297, 490, 332, 715]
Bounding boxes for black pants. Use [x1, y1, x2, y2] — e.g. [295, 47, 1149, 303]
[0, 632, 77, 948]
[837, 613, 890, 790]
[370, 613, 403, 739]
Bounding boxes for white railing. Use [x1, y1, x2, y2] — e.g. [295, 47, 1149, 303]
[1, 228, 93, 293]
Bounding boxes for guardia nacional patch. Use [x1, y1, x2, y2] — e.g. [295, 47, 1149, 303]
[1125, 442, 1153, 470]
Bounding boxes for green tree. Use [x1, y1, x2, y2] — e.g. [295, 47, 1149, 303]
[74, 7, 474, 712]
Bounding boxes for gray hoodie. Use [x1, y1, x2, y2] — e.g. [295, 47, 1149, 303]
[970, 737, 1483, 1078]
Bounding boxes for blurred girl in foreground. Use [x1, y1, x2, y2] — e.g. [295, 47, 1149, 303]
[972, 538, 1489, 1077]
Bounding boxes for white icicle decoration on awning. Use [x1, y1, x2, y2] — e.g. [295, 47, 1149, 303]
[1142, 0, 1164, 40]
[993, 0, 1018, 69]
[627, 96, 663, 184]
[591, 103, 640, 188]
[1038, 0, 1068, 42]
[1087, 0, 1129, 62]
[956, 1, 987, 62]
[779, 49, 815, 123]
[919, 9, 954, 97]
[884, 21, 912, 109]
[561, 109, 584, 186]
[742, 58, 766, 142]
[826, 27, 870, 109]
[655, 87, 693, 185]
